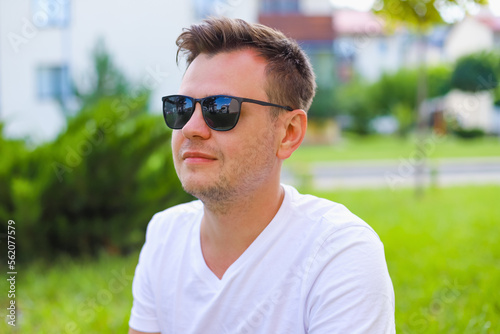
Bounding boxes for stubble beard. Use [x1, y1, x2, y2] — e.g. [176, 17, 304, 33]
[180, 131, 277, 214]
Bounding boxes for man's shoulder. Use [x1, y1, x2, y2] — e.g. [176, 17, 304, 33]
[283, 184, 377, 238]
[145, 200, 203, 238]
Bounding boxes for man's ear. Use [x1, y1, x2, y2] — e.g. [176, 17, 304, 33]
[277, 109, 307, 160]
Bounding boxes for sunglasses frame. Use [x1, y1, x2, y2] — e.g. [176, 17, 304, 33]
[162, 94, 293, 131]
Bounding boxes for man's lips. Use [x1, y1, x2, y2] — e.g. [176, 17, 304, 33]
[181, 151, 217, 163]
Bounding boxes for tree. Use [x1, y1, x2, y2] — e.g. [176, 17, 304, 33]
[335, 78, 376, 135]
[372, 0, 488, 197]
[451, 51, 499, 92]
[369, 65, 452, 136]
[308, 87, 338, 120]
[72, 39, 134, 110]
[373, 0, 488, 28]
[1, 42, 191, 261]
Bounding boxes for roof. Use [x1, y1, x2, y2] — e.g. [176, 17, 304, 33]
[477, 14, 500, 32]
[332, 9, 385, 36]
[258, 14, 335, 41]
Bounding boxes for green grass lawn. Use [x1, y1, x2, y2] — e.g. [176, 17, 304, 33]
[287, 134, 500, 164]
[2, 185, 499, 333]
[315, 185, 500, 333]
[1, 253, 138, 333]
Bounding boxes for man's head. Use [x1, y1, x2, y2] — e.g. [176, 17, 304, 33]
[170, 18, 316, 208]
[176, 17, 316, 114]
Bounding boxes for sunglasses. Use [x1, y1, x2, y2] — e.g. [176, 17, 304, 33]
[162, 94, 293, 131]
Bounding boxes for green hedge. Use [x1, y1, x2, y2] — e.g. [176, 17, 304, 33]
[1, 95, 191, 261]
[325, 64, 452, 135]
[451, 51, 499, 92]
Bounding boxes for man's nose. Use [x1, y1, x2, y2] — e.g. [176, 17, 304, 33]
[181, 102, 211, 139]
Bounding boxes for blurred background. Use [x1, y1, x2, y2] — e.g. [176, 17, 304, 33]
[0, 0, 499, 332]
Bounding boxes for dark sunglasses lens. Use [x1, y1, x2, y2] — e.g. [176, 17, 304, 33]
[163, 96, 194, 129]
[202, 96, 240, 131]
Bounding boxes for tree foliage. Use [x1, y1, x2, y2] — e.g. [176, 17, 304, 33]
[0, 42, 190, 261]
[0, 95, 191, 261]
[373, 0, 444, 29]
[335, 78, 375, 135]
[332, 65, 452, 135]
[373, 0, 488, 29]
[72, 39, 133, 110]
[370, 65, 452, 112]
[451, 51, 499, 92]
[308, 87, 338, 120]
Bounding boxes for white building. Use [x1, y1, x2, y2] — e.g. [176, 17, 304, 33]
[332, 9, 399, 82]
[443, 13, 500, 133]
[332, 8, 500, 134]
[445, 15, 495, 62]
[332, 9, 451, 83]
[0, 0, 258, 142]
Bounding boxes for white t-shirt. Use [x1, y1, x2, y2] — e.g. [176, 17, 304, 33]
[129, 184, 395, 333]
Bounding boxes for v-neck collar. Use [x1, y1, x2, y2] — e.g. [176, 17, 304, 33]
[190, 187, 292, 288]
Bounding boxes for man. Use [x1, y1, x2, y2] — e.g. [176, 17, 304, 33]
[129, 17, 395, 334]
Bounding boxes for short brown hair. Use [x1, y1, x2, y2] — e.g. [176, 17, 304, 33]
[176, 17, 316, 113]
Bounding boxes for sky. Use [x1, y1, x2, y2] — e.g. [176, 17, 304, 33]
[329, 0, 500, 16]
[329, 0, 375, 11]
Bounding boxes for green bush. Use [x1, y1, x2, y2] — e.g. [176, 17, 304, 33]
[335, 78, 375, 135]
[0, 41, 192, 260]
[451, 51, 499, 92]
[390, 103, 414, 137]
[370, 68, 419, 113]
[370, 64, 452, 114]
[0, 125, 30, 224]
[308, 87, 338, 120]
[452, 127, 486, 139]
[331, 64, 452, 135]
[0, 95, 191, 261]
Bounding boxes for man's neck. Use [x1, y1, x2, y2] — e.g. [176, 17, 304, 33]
[199, 182, 285, 279]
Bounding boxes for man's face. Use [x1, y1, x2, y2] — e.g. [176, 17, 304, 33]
[171, 49, 283, 206]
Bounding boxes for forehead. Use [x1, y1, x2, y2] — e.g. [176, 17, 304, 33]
[179, 49, 269, 100]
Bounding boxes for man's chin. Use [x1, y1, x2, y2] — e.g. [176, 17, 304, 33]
[182, 181, 232, 204]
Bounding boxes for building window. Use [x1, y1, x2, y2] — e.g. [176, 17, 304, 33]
[36, 65, 71, 101]
[378, 39, 387, 54]
[494, 34, 500, 48]
[31, 0, 70, 28]
[261, 0, 300, 14]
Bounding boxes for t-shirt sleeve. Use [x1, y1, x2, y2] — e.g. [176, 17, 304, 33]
[305, 225, 395, 334]
[129, 217, 162, 332]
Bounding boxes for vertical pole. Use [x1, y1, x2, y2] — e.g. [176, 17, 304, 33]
[415, 30, 428, 198]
